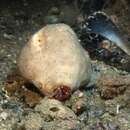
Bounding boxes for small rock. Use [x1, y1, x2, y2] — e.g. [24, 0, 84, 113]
[0, 112, 8, 121]
[24, 113, 42, 130]
[35, 98, 77, 120]
[78, 112, 88, 124]
[44, 15, 60, 24]
[4, 71, 42, 107]
[69, 90, 88, 115]
[24, 98, 80, 130]
[97, 73, 130, 99]
[3, 33, 14, 40]
[89, 121, 119, 130]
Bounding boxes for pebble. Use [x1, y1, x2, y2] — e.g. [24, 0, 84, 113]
[0, 112, 8, 121]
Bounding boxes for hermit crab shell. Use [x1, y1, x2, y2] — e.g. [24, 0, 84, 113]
[18, 24, 91, 98]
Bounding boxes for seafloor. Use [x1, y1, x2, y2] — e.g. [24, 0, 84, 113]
[0, 0, 130, 130]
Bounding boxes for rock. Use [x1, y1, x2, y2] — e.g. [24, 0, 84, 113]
[97, 73, 130, 99]
[0, 110, 21, 130]
[78, 112, 88, 125]
[18, 24, 92, 101]
[44, 15, 60, 24]
[4, 71, 42, 107]
[0, 112, 8, 121]
[42, 119, 80, 130]
[86, 94, 106, 119]
[35, 98, 77, 120]
[67, 90, 88, 115]
[24, 113, 43, 130]
[24, 98, 80, 130]
[88, 121, 119, 130]
[59, 4, 80, 25]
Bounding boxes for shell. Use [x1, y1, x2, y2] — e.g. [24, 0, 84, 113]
[18, 24, 92, 98]
[78, 11, 130, 71]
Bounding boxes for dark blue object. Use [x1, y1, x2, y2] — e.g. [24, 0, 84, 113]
[81, 11, 130, 56]
[77, 11, 130, 71]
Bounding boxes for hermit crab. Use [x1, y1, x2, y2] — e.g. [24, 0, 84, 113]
[18, 24, 92, 101]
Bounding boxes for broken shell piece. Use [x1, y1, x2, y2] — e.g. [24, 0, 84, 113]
[18, 24, 92, 100]
[82, 11, 130, 56]
[78, 11, 130, 71]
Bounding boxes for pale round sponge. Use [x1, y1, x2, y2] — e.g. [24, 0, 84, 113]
[18, 24, 92, 97]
